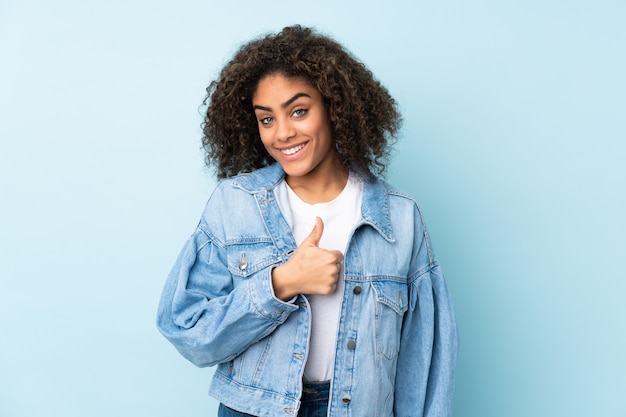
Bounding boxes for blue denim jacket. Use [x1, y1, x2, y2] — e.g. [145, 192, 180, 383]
[157, 163, 458, 417]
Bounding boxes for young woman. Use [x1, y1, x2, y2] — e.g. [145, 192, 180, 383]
[157, 25, 458, 417]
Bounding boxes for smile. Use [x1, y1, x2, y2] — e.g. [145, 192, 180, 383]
[279, 143, 307, 155]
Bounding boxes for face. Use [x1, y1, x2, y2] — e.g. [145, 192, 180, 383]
[252, 74, 340, 183]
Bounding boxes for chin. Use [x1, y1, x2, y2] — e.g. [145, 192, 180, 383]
[283, 168, 312, 178]
[276, 160, 311, 177]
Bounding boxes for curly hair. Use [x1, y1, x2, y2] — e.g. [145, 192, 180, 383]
[202, 25, 402, 179]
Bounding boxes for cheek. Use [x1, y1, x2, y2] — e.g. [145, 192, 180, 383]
[317, 122, 333, 147]
[311, 113, 332, 140]
[258, 131, 273, 150]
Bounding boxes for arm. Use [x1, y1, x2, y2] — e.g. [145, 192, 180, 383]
[156, 224, 298, 367]
[394, 207, 459, 416]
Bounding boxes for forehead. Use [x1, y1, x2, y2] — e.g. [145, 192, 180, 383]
[252, 74, 320, 103]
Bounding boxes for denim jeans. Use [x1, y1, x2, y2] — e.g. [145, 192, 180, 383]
[218, 381, 330, 417]
[298, 381, 330, 417]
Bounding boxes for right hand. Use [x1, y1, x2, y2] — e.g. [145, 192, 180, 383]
[271, 217, 344, 301]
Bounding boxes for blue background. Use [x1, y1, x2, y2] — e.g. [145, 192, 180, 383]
[1, 1, 624, 416]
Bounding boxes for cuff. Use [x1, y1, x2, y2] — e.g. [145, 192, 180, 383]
[247, 267, 299, 322]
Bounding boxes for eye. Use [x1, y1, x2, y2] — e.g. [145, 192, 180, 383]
[292, 108, 307, 118]
[259, 116, 274, 125]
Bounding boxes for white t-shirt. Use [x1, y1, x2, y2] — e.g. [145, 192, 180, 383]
[275, 174, 363, 382]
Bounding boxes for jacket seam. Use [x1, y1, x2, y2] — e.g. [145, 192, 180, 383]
[408, 260, 439, 285]
[197, 223, 226, 250]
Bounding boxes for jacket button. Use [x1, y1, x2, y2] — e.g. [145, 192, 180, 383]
[347, 340, 356, 350]
[353, 286, 362, 295]
[342, 394, 351, 404]
[238, 253, 247, 270]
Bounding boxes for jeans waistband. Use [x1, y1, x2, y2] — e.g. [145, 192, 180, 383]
[301, 381, 330, 403]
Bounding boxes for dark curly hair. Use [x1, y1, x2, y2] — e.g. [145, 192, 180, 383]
[202, 25, 402, 179]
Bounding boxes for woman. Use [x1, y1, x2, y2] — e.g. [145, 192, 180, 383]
[157, 25, 458, 417]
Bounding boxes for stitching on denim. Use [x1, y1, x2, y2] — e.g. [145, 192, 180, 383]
[408, 261, 439, 285]
[197, 223, 226, 250]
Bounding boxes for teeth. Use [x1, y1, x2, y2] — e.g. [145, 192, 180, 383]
[281, 143, 305, 155]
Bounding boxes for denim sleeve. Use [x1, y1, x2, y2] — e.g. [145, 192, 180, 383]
[156, 225, 298, 368]
[394, 206, 459, 417]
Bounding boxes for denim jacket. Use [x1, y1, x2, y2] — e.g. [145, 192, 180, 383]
[157, 163, 458, 417]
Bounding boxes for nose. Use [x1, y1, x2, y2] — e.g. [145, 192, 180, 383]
[276, 119, 296, 142]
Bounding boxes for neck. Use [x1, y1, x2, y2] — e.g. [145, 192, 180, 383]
[285, 158, 349, 204]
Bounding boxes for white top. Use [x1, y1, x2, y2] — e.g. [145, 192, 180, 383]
[275, 174, 363, 382]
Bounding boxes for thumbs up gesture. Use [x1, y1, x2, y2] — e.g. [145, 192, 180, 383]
[272, 217, 344, 301]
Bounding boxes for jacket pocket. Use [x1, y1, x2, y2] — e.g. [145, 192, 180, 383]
[372, 280, 408, 360]
[227, 336, 272, 385]
[226, 238, 280, 278]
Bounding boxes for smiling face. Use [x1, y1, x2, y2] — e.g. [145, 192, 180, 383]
[252, 74, 344, 188]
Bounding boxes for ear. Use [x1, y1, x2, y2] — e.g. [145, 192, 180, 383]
[328, 107, 338, 123]
[322, 97, 337, 123]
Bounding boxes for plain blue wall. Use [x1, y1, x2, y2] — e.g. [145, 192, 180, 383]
[1, 1, 624, 416]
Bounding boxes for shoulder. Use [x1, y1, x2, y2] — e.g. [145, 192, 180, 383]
[227, 164, 285, 193]
[374, 178, 434, 236]
[204, 164, 283, 204]
[197, 166, 284, 239]
[363, 176, 422, 212]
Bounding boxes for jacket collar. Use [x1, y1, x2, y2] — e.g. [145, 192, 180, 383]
[231, 163, 394, 242]
[231, 163, 286, 192]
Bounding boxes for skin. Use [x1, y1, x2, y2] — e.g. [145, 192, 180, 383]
[252, 73, 347, 300]
[252, 73, 348, 204]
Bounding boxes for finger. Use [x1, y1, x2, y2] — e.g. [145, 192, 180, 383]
[303, 216, 324, 247]
[329, 250, 344, 263]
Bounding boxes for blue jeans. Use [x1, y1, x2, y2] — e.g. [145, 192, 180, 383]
[218, 381, 330, 417]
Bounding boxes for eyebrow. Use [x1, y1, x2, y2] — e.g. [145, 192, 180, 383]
[253, 92, 311, 112]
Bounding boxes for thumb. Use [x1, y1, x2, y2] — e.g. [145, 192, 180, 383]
[304, 217, 324, 247]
